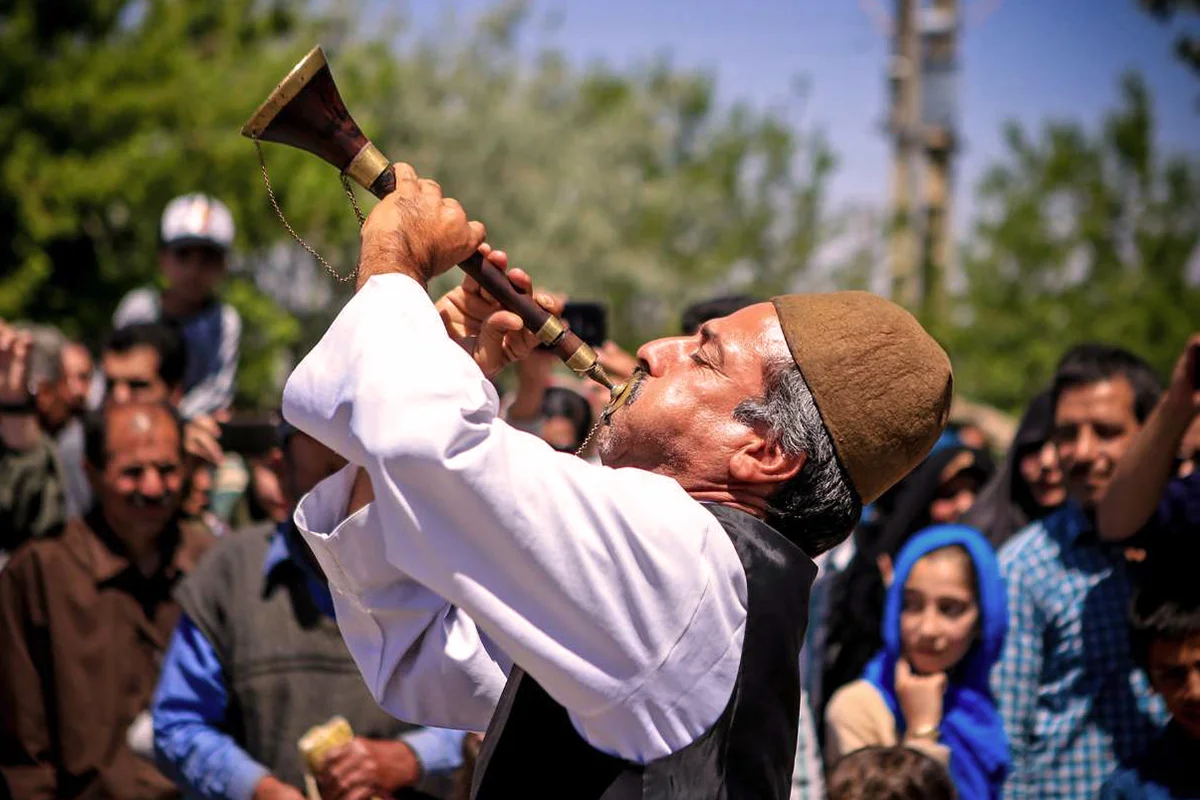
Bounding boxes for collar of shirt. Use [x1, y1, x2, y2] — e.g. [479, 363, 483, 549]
[263, 521, 335, 618]
[65, 510, 208, 586]
[1045, 501, 1097, 549]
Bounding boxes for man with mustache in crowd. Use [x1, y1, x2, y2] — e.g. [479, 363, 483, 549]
[994, 343, 1168, 800]
[0, 401, 213, 799]
[282, 163, 953, 798]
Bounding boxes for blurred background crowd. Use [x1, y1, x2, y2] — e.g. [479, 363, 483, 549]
[1, 1, 1199, 799]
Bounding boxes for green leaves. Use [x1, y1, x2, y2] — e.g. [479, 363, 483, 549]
[0, 0, 835, 406]
[945, 72, 1200, 413]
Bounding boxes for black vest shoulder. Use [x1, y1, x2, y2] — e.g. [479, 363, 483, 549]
[471, 504, 818, 800]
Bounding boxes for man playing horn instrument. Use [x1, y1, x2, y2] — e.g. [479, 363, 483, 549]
[283, 162, 953, 799]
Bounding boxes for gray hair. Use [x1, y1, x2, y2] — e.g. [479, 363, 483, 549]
[16, 323, 66, 387]
[733, 353, 861, 557]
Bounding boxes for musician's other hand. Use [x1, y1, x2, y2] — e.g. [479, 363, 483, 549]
[436, 245, 563, 378]
[357, 162, 486, 291]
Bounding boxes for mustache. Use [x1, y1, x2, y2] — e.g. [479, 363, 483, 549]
[127, 490, 177, 509]
[602, 368, 647, 426]
[624, 369, 646, 407]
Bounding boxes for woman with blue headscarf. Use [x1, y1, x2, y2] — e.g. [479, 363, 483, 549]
[824, 525, 1010, 800]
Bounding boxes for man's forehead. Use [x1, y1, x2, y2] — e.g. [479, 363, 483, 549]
[1056, 378, 1137, 416]
[64, 342, 91, 363]
[104, 345, 159, 370]
[107, 406, 176, 441]
[1149, 633, 1200, 663]
[703, 301, 779, 337]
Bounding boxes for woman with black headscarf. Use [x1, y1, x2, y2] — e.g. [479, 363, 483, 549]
[960, 389, 1066, 549]
[817, 443, 996, 722]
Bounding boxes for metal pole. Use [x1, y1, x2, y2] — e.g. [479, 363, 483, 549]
[889, 0, 921, 309]
[921, 0, 958, 326]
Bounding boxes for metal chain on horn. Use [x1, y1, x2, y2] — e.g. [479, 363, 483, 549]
[253, 139, 362, 283]
[574, 419, 603, 459]
[340, 173, 366, 227]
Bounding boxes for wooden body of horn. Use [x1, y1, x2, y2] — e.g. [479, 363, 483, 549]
[242, 46, 613, 390]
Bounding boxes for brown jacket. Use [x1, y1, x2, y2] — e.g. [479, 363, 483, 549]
[0, 513, 212, 799]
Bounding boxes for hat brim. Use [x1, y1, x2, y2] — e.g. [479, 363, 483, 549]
[162, 236, 231, 252]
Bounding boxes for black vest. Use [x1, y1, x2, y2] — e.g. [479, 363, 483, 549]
[471, 504, 818, 799]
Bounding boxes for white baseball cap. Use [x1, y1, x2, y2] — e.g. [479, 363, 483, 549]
[160, 193, 235, 251]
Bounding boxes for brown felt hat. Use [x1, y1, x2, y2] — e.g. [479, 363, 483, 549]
[771, 292, 953, 504]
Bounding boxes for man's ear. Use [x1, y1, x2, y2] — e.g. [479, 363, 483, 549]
[168, 386, 184, 407]
[729, 434, 806, 487]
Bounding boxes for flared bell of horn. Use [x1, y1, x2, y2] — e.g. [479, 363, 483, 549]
[243, 45, 614, 392]
[241, 46, 393, 198]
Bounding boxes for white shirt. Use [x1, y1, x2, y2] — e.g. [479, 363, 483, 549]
[284, 274, 749, 764]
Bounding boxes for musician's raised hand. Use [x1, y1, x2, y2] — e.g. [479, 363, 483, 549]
[436, 244, 563, 378]
[356, 162, 486, 291]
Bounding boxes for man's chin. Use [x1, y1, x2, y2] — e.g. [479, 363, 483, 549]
[595, 426, 620, 467]
[595, 424, 644, 470]
[1066, 479, 1104, 511]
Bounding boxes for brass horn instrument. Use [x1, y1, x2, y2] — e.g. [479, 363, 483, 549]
[242, 46, 616, 392]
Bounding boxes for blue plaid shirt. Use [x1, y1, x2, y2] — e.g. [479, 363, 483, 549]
[993, 504, 1167, 800]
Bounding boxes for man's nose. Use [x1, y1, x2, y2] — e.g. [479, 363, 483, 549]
[1073, 428, 1098, 463]
[138, 467, 165, 498]
[635, 337, 688, 377]
[109, 382, 130, 405]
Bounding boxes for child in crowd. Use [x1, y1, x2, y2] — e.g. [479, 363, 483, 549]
[1101, 562, 1200, 799]
[825, 524, 1008, 800]
[113, 193, 240, 419]
[826, 745, 957, 800]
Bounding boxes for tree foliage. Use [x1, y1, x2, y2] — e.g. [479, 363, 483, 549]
[1138, 0, 1200, 82]
[0, 0, 839, 406]
[0, 0, 348, 405]
[944, 74, 1200, 412]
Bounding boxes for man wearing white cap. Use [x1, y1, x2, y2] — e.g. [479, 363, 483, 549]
[113, 194, 241, 420]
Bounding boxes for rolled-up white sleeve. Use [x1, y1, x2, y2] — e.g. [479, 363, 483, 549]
[295, 465, 511, 732]
[285, 273, 748, 764]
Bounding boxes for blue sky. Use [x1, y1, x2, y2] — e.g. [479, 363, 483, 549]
[404, 0, 1199, 228]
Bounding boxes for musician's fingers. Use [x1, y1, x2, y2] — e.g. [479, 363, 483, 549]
[479, 310, 525, 360]
[506, 268, 531, 295]
[483, 248, 509, 273]
[461, 271, 482, 297]
[506, 328, 541, 361]
[467, 220, 487, 251]
[485, 310, 524, 334]
[392, 162, 419, 185]
[420, 178, 443, 197]
[536, 291, 566, 317]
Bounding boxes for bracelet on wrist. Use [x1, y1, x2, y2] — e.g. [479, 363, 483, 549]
[907, 723, 940, 741]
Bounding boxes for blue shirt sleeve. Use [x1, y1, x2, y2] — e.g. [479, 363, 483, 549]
[399, 726, 467, 776]
[152, 615, 269, 800]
